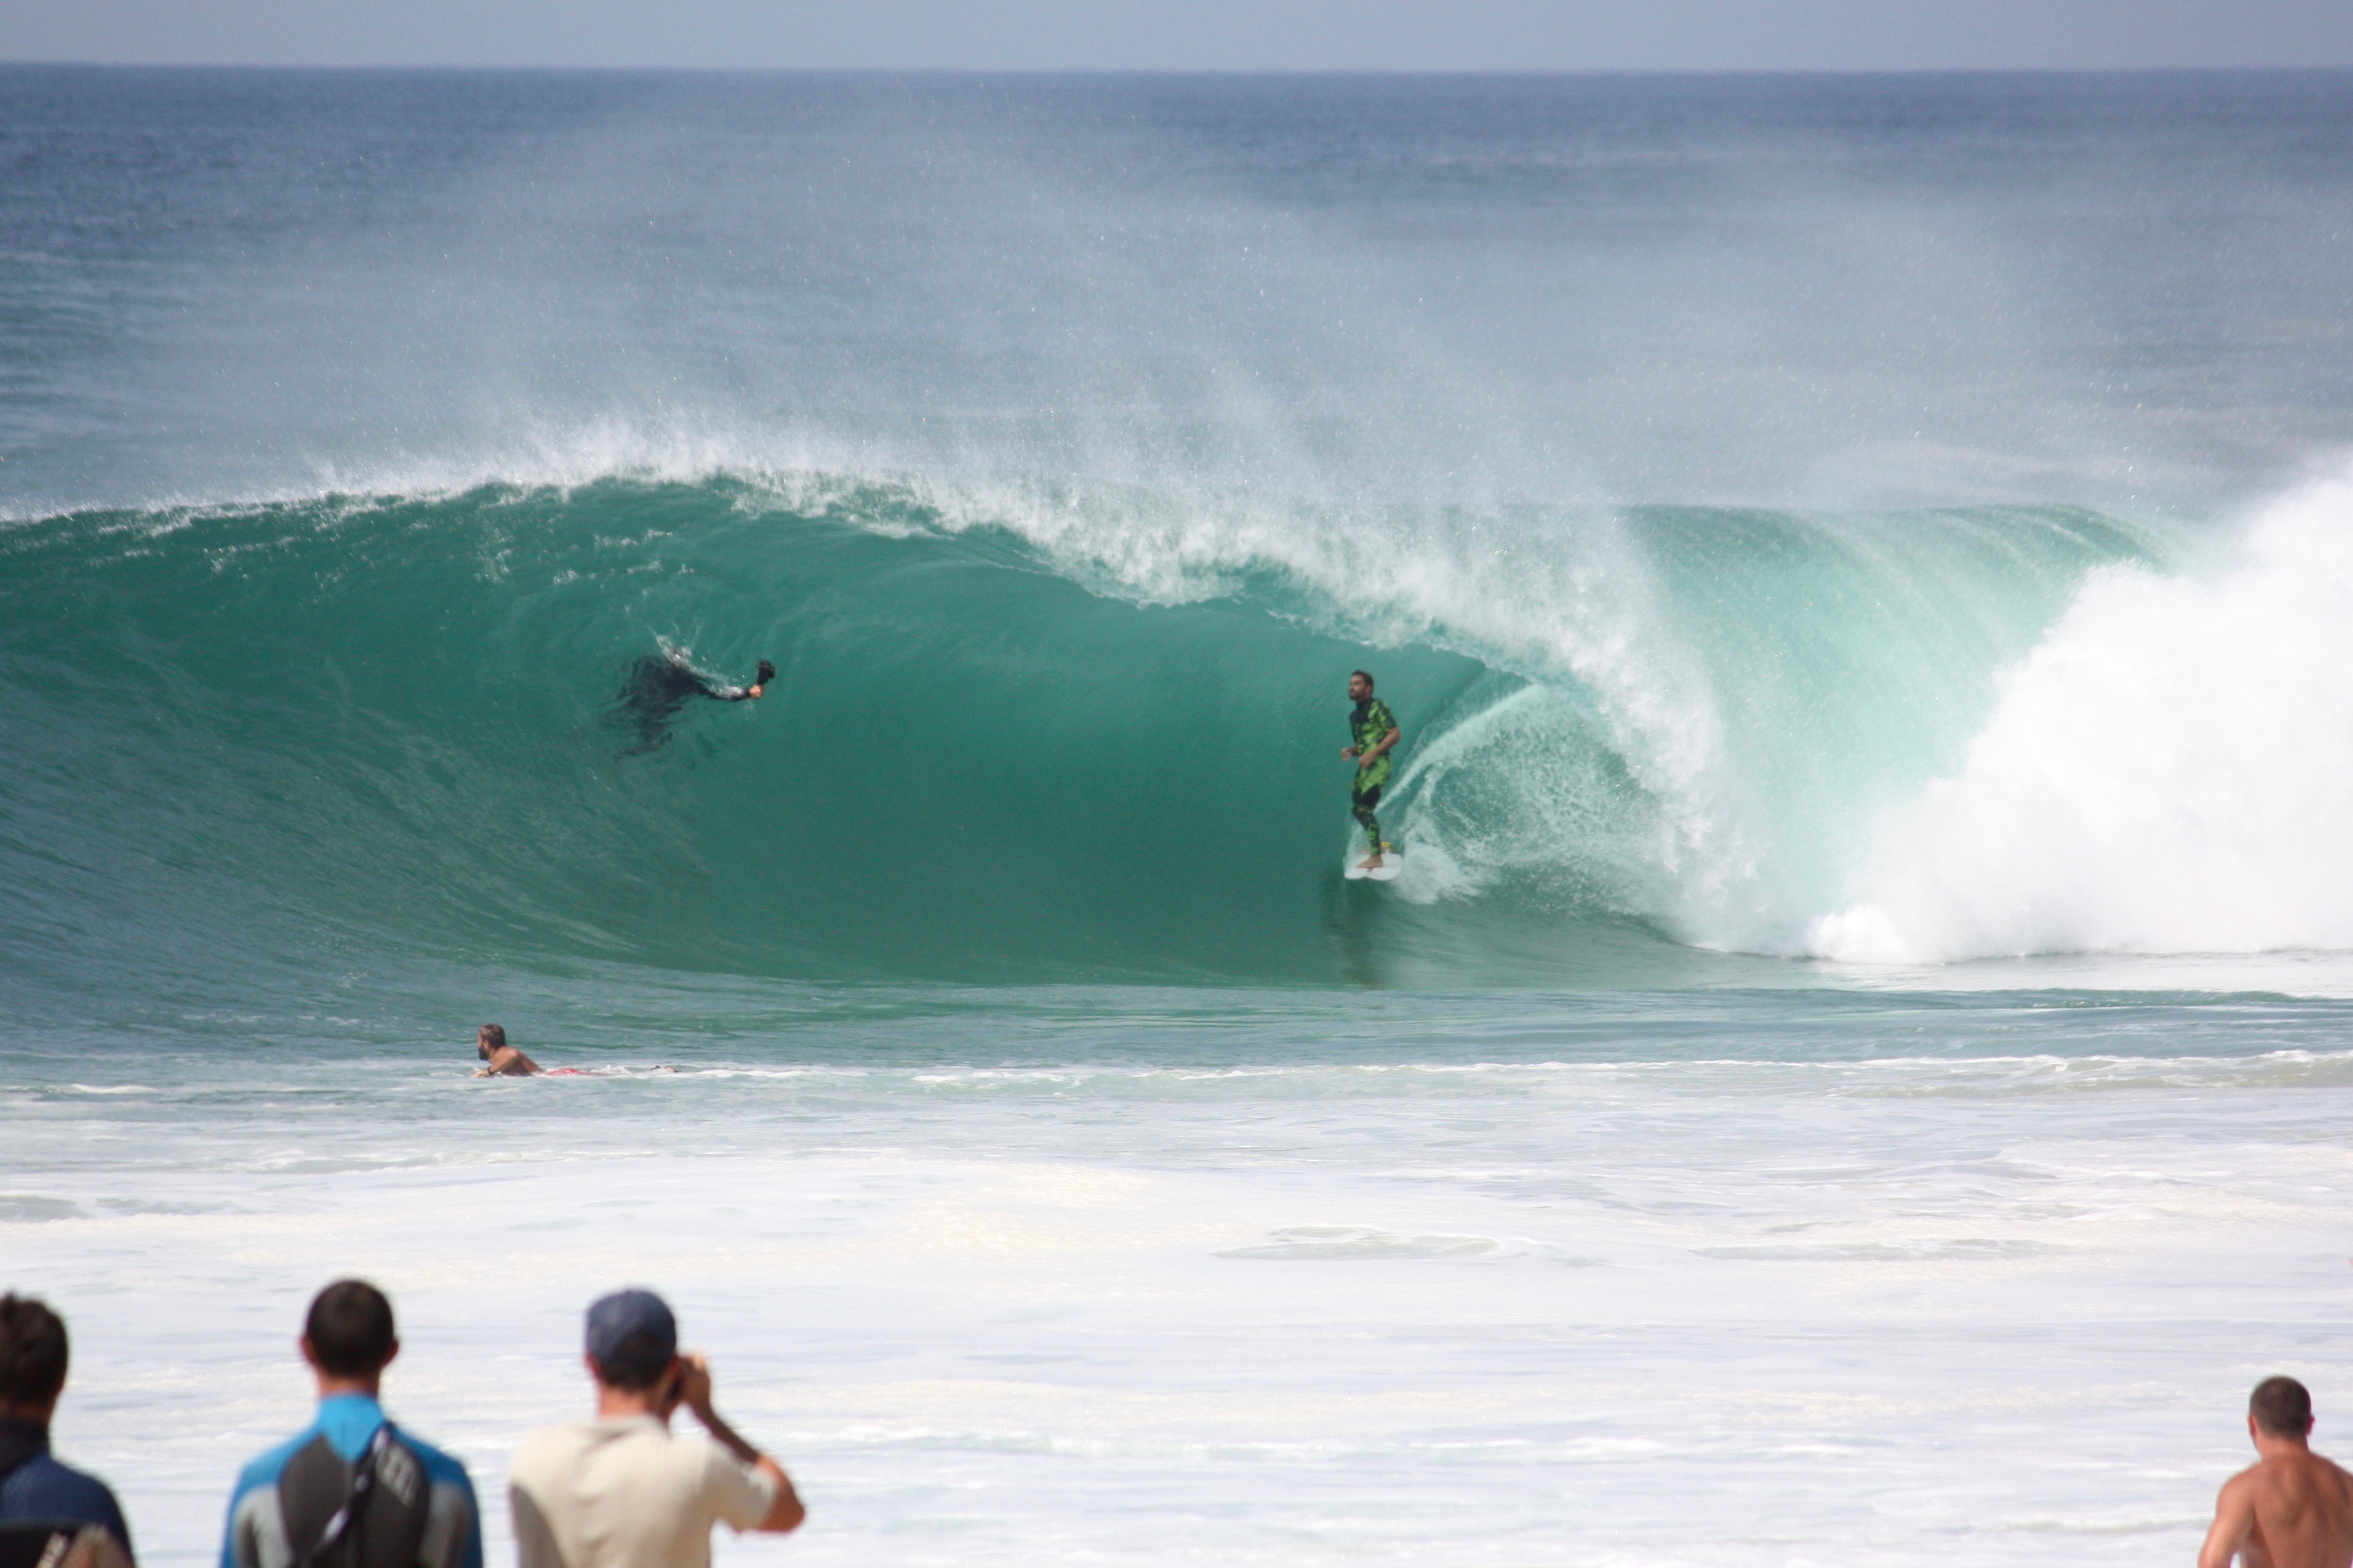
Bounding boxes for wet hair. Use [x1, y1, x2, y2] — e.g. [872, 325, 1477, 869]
[2252, 1376, 2314, 1436]
[477, 1024, 507, 1057]
[0, 1293, 69, 1406]
[1350, 669, 1375, 691]
[304, 1279, 397, 1378]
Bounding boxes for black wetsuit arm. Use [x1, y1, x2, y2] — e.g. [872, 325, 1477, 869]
[715, 660, 775, 701]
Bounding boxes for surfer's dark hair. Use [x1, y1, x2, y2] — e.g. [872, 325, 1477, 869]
[1351, 669, 1375, 689]
[2251, 1375, 2313, 1435]
[306, 1279, 397, 1378]
[478, 1024, 507, 1053]
[0, 1293, 68, 1404]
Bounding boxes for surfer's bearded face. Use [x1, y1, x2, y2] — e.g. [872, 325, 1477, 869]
[1349, 673, 1371, 701]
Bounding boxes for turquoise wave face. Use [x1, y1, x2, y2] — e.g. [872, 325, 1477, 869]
[0, 478, 1486, 984]
[0, 475, 2153, 986]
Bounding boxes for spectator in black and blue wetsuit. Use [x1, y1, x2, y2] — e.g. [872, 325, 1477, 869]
[220, 1280, 483, 1568]
[0, 1293, 134, 1568]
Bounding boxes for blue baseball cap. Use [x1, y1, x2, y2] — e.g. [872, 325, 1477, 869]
[585, 1288, 677, 1379]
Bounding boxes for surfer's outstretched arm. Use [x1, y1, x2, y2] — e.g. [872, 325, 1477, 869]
[713, 659, 777, 702]
[474, 1047, 542, 1077]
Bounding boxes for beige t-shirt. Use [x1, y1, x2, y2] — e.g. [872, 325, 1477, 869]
[508, 1416, 778, 1568]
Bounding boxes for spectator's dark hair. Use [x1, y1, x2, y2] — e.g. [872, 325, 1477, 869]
[0, 1293, 69, 1406]
[1351, 669, 1375, 691]
[305, 1279, 397, 1378]
[477, 1024, 507, 1054]
[2252, 1376, 2314, 1436]
[590, 1344, 674, 1393]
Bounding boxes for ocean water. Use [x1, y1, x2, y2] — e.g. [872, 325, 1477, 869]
[6, 67, 2353, 1566]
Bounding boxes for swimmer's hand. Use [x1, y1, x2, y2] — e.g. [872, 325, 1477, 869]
[1341, 745, 1359, 761]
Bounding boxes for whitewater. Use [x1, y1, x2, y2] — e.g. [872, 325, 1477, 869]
[6, 66, 2353, 1567]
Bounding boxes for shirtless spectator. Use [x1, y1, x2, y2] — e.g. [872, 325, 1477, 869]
[472, 1025, 540, 1078]
[508, 1290, 802, 1568]
[2200, 1376, 2353, 1568]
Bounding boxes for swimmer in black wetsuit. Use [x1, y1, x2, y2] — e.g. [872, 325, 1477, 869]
[615, 653, 774, 754]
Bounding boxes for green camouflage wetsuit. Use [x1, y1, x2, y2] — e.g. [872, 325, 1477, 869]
[1349, 696, 1399, 855]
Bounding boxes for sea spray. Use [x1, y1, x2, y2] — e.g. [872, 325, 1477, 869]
[1809, 470, 2353, 962]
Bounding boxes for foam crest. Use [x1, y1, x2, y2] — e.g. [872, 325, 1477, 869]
[295, 418, 874, 511]
[1809, 471, 2353, 962]
[1381, 681, 1671, 913]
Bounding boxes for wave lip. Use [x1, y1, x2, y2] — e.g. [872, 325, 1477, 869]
[1808, 471, 2353, 964]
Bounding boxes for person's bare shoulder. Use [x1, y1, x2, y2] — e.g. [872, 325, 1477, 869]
[2218, 1459, 2281, 1520]
[2223, 1462, 2268, 1500]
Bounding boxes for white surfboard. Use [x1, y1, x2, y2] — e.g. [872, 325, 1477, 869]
[1344, 849, 1403, 882]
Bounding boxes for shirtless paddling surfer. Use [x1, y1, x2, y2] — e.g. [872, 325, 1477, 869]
[2200, 1377, 2353, 1568]
[473, 1024, 542, 1077]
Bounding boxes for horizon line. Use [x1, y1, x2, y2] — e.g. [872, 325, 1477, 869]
[6, 60, 2353, 77]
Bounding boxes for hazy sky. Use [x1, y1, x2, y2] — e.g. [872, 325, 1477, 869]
[5, 0, 2352, 71]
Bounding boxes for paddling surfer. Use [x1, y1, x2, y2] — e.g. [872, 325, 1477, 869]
[2199, 1377, 2353, 1568]
[1341, 670, 1401, 872]
[616, 652, 774, 754]
[473, 1025, 542, 1078]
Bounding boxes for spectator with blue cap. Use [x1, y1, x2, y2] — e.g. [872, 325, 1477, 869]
[508, 1289, 803, 1568]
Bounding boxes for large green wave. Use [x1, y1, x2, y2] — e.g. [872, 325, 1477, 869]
[0, 474, 2153, 986]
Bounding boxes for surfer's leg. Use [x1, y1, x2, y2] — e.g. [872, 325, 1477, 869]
[1352, 779, 1384, 862]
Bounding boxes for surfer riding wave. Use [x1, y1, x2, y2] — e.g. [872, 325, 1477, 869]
[1342, 669, 1401, 873]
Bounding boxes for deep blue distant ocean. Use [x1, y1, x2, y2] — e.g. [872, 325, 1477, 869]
[8, 68, 2353, 1568]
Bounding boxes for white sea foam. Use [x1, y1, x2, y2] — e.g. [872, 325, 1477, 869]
[1809, 470, 2353, 962]
[12, 1046, 2350, 1568]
